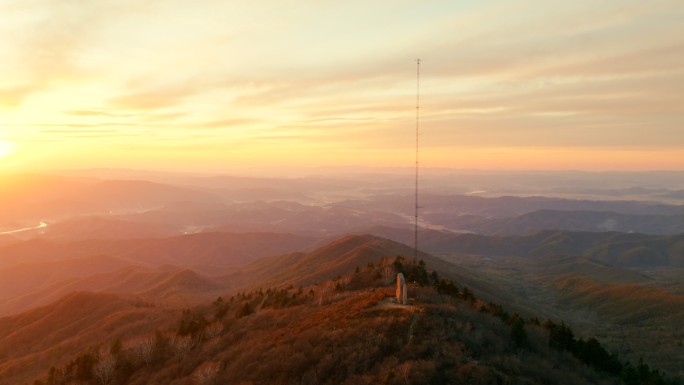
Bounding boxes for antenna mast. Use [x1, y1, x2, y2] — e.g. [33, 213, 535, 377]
[414, 58, 421, 260]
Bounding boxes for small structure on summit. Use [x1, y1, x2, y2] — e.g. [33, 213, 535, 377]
[396, 273, 407, 305]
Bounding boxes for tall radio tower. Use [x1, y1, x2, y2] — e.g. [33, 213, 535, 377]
[414, 58, 421, 260]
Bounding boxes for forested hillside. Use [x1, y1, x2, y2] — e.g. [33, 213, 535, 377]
[19, 258, 679, 385]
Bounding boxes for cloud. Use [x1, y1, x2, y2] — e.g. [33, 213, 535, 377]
[0, 86, 39, 108]
[1, 0, 682, 171]
[0, 2, 99, 105]
[64, 110, 138, 118]
[196, 118, 262, 129]
[37, 128, 123, 137]
[107, 86, 196, 110]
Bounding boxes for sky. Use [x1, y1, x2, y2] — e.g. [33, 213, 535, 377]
[0, 0, 683, 174]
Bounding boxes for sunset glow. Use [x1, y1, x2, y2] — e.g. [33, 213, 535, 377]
[0, 140, 14, 159]
[1, 0, 682, 173]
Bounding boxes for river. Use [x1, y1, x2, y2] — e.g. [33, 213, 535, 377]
[0, 221, 48, 235]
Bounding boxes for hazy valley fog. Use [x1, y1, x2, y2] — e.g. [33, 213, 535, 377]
[0, 168, 683, 384]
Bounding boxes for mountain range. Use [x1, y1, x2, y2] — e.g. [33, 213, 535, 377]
[0, 170, 683, 384]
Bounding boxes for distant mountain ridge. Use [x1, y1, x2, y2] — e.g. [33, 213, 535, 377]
[0, 175, 223, 229]
[468, 209, 684, 235]
[0, 231, 316, 269]
[0, 231, 316, 316]
[0, 265, 227, 316]
[365, 226, 684, 268]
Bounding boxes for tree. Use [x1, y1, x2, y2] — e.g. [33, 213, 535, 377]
[93, 354, 116, 385]
[236, 302, 253, 318]
[213, 296, 230, 319]
[68, 352, 97, 382]
[509, 315, 528, 349]
[204, 322, 224, 339]
[575, 337, 622, 374]
[130, 335, 155, 366]
[46, 366, 64, 385]
[382, 264, 396, 285]
[178, 309, 209, 337]
[193, 362, 220, 385]
[460, 287, 475, 303]
[152, 329, 171, 364]
[392, 256, 404, 272]
[545, 321, 575, 351]
[173, 335, 195, 378]
[173, 335, 194, 360]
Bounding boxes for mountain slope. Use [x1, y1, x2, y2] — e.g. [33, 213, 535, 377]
[127, 232, 316, 267]
[0, 254, 133, 305]
[1, 266, 227, 316]
[1, 234, 680, 384]
[0, 292, 175, 385]
[219, 235, 556, 318]
[238, 234, 415, 286]
[19, 258, 677, 385]
[0, 231, 316, 269]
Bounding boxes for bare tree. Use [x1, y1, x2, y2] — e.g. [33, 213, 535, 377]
[318, 281, 334, 306]
[173, 335, 194, 360]
[93, 354, 116, 385]
[204, 322, 224, 340]
[399, 361, 413, 384]
[193, 362, 219, 385]
[127, 335, 155, 366]
[171, 335, 195, 378]
[46, 366, 65, 385]
[382, 264, 395, 285]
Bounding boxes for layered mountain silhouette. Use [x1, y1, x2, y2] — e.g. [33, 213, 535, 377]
[367, 226, 684, 268]
[0, 231, 315, 269]
[1, 171, 683, 384]
[0, 265, 225, 316]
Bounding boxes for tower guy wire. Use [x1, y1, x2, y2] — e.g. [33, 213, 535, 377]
[415, 58, 421, 261]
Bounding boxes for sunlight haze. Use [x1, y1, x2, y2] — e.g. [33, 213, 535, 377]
[1, 4, 684, 380]
[1, 0, 683, 173]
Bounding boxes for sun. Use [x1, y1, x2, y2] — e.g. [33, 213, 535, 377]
[0, 140, 15, 159]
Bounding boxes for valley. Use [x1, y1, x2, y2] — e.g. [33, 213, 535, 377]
[0, 169, 682, 384]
